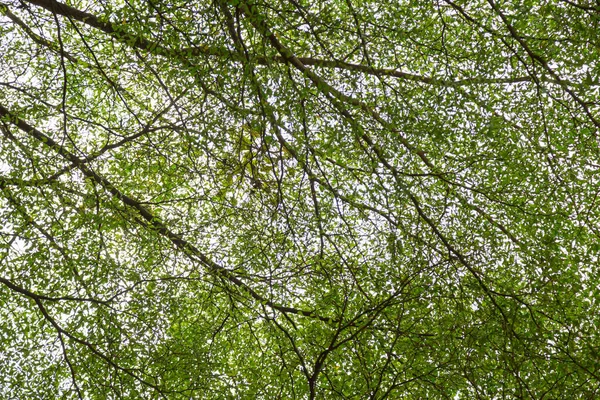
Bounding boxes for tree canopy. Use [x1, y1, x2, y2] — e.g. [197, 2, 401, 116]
[1, 0, 599, 398]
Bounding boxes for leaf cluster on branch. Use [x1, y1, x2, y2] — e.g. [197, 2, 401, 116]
[0, 0, 599, 398]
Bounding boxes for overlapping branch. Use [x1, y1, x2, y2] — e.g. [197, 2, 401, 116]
[17, 0, 589, 88]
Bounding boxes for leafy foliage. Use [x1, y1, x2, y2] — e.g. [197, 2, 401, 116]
[0, 0, 599, 398]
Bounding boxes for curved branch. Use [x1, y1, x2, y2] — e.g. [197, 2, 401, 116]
[18, 0, 588, 89]
[0, 103, 337, 325]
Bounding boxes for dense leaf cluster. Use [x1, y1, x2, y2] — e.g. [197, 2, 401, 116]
[0, 0, 599, 398]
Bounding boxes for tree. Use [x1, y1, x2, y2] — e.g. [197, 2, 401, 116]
[0, 0, 599, 397]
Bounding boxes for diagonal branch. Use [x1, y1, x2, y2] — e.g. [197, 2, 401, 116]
[232, 0, 516, 329]
[0, 103, 337, 324]
[17, 0, 587, 89]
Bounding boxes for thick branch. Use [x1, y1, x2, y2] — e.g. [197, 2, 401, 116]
[18, 0, 583, 88]
[0, 104, 336, 324]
